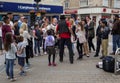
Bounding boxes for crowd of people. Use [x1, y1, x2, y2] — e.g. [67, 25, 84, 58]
[0, 13, 120, 82]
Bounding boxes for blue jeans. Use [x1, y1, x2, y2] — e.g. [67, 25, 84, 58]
[112, 35, 120, 52]
[34, 40, 41, 54]
[6, 59, 15, 79]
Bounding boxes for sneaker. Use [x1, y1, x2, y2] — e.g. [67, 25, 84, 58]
[100, 56, 105, 59]
[20, 72, 26, 76]
[52, 63, 57, 66]
[77, 57, 82, 60]
[70, 61, 74, 64]
[48, 63, 52, 66]
[86, 54, 90, 57]
[83, 53, 86, 56]
[44, 52, 47, 55]
[19, 72, 26, 76]
[35, 54, 38, 56]
[59, 59, 63, 63]
[94, 54, 99, 57]
[7, 76, 10, 79]
[110, 52, 115, 55]
[10, 78, 16, 82]
[38, 53, 41, 56]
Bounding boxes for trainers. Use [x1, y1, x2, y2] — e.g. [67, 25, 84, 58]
[38, 53, 41, 56]
[7, 76, 10, 79]
[94, 54, 99, 57]
[10, 78, 16, 82]
[77, 57, 82, 60]
[52, 63, 57, 66]
[44, 52, 47, 55]
[35, 54, 38, 56]
[100, 56, 105, 59]
[48, 63, 52, 66]
[70, 61, 74, 64]
[86, 54, 90, 57]
[110, 52, 115, 55]
[19, 71, 26, 76]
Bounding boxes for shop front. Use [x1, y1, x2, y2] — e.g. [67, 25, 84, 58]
[64, 9, 78, 20]
[0, 1, 63, 21]
[78, 7, 120, 28]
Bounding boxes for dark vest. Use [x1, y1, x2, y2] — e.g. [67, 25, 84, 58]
[58, 20, 70, 34]
[35, 29, 41, 40]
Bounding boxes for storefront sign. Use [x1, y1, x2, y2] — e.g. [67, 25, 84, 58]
[111, 9, 119, 13]
[0, 2, 63, 13]
[64, 10, 77, 14]
[103, 8, 107, 12]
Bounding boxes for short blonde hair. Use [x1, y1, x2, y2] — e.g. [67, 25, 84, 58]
[69, 18, 74, 25]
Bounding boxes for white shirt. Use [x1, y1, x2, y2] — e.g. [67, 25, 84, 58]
[0, 26, 2, 37]
[9, 21, 14, 35]
[42, 28, 47, 39]
[6, 43, 17, 59]
[21, 30, 31, 46]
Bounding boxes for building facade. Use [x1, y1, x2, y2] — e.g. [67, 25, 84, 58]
[0, 0, 63, 20]
[63, 0, 120, 27]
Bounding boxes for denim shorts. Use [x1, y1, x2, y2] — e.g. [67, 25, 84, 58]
[18, 57, 25, 67]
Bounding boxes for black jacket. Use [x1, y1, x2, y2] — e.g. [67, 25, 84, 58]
[112, 19, 120, 35]
[101, 26, 110, 39]
[96, 25, 102, 38]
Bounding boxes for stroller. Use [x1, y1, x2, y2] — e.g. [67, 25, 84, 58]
[114, 48, 120, 75]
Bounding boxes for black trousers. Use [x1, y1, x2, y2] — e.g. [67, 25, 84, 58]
[88, 37, 95, 51]
[95, 37, 101, 55]
[59, 38, 74, 63]
[76, 40, 83, 58]
[26, 45, 30, 64]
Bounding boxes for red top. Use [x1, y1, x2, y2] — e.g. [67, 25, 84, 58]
[56, 21, 71, 38]
[2, 25, 12, 42]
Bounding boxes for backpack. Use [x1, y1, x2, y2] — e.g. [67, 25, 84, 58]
[102, 56, 115, 73]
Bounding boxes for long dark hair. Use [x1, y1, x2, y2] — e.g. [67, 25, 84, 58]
[78, 22, 84, 31]
[4, 32, 13, 51]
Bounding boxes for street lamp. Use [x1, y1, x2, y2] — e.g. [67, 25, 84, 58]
[34, 0, 41, 12]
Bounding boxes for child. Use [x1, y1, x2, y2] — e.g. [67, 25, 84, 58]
[17, 36, 26, 76]
[44, 30, 56, 66]
[4, 32, 17, 82]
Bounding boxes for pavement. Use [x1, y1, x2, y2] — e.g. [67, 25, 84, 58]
[0, 36, 120, 83]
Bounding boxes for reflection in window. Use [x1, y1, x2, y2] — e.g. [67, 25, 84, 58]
[80, 0, 88, 7]
[64, 0, 69, 9]
[114, 0, 120, 8]
[102, 0, 108, 7]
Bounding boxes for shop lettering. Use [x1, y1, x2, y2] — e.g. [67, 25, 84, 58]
[18, 5, 51, 11]
[39, 7, 51, 11]
[111, 10, 119, 13]
[18, 5, 35, 10]
[0, 4, 3, 8]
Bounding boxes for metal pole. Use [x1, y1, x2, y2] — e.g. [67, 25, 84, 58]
[36, 2, 39, 12]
